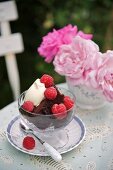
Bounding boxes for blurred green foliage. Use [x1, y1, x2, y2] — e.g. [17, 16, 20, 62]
[0, 0, 113, 108]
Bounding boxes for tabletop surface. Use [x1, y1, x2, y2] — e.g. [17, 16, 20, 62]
[0, 83, 113, 170]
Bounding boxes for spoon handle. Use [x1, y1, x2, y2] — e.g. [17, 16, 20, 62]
[33, 132, 62, 162]
[43, 142, 62, 162]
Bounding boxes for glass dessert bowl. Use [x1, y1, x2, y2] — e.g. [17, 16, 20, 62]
[18, 87, 75, 132]
[18, 74, 75, 148]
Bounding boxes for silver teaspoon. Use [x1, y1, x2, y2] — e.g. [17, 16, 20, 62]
[20, 120, 62, 162]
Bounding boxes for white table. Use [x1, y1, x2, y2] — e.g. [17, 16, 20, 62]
[0, 83, 113, 170]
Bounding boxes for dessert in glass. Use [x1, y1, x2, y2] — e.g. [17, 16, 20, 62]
[18, 74, 75, 148]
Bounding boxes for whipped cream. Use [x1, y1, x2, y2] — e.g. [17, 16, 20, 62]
[24, 79, 46, 106]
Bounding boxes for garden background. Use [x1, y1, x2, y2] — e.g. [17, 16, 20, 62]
[0, 0, 113, 109]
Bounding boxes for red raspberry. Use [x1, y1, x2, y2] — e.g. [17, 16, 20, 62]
[64, 96, 74, 110]
[44, 87, 57, 100]
[23, 136, 35, 150]
[51, 103, 67, 119]
[22, 101, 34, 112]
[40, 74, 54, 88]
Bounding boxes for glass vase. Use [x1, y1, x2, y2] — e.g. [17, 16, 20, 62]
[66, 77, 106, 110]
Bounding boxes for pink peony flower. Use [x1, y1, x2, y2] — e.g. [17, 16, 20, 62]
[97, 50, 113, 102]
[38, 24, 93, 63]
[53, 36, 99, 86]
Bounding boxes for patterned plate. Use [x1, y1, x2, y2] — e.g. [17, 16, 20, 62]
[6, 115, 86, 156]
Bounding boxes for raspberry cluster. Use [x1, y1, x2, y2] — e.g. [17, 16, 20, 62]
[22, 74, 74, 119]
[51, 95, 74, 119]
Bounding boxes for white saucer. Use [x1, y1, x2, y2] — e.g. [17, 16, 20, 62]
[6, 115, 86, 156]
